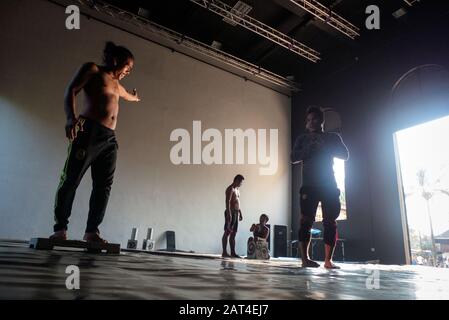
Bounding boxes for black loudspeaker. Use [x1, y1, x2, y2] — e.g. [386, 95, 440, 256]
[273, 225, 287, 258]
[166, 231, 176, 252]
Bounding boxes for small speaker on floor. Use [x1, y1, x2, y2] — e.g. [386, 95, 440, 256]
[273, 225, 287, 258]
[127, 227, 138, 249]
[166, 231, 176, 252]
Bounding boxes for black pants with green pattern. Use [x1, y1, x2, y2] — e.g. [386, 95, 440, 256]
[53, 117, 118, 233]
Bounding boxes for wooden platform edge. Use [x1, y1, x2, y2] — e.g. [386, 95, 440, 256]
[29, 238, 121, 254]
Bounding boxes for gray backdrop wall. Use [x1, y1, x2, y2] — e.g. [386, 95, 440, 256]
[0, 0, 292, 254]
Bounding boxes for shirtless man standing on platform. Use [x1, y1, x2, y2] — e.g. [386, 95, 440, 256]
[50, 41, 140, 243]
[222, 174, 244, 258]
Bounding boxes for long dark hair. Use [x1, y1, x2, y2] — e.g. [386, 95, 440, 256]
[102, 41, 134, 67]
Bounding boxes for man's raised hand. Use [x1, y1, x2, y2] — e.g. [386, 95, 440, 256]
[132, 88, 141, 102]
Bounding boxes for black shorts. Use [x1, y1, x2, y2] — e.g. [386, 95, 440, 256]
[224, 209, 239, 233]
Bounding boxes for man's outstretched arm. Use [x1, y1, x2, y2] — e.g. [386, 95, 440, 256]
[119, 85, 141, 102]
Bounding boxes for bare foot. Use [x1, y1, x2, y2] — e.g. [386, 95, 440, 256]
[49, 230, 67, 241]
[301, 259, 320, 268]
[324, 262, 340, 269]
[222, 252, 231, 258]
[83, 232, 108, 244]
[230, 253, 241, 258]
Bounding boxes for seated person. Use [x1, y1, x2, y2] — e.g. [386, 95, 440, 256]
[247, 214, 270, 260]
[250, 214, 270, 240]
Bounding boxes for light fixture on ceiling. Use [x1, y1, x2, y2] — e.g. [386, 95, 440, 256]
[392, 7, 407, 19]
[283, 0, 360, 39]
[137, 7, 150, 19]
[223, 1, 253, 26]
[211, 40, 222, 50]
[189, 0, 321, 63]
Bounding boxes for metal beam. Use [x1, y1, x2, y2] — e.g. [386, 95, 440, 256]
[403, 0, 420, 6]
[51, 0, 299, 92]
[244, 10, 309, 62]
[188, 0, 321, 63]
[250, 0, 344, 64]
[282, 0, 360, 39]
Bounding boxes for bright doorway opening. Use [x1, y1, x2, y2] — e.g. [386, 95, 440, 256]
[395, 115, 449, 267]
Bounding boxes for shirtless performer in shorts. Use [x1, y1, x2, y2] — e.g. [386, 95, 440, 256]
[222, 174, 244, 258]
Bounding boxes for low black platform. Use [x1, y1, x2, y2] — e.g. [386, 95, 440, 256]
[29, 238, 120, 254]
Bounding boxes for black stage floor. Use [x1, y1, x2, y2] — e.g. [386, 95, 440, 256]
[1, 240, 448, 299]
